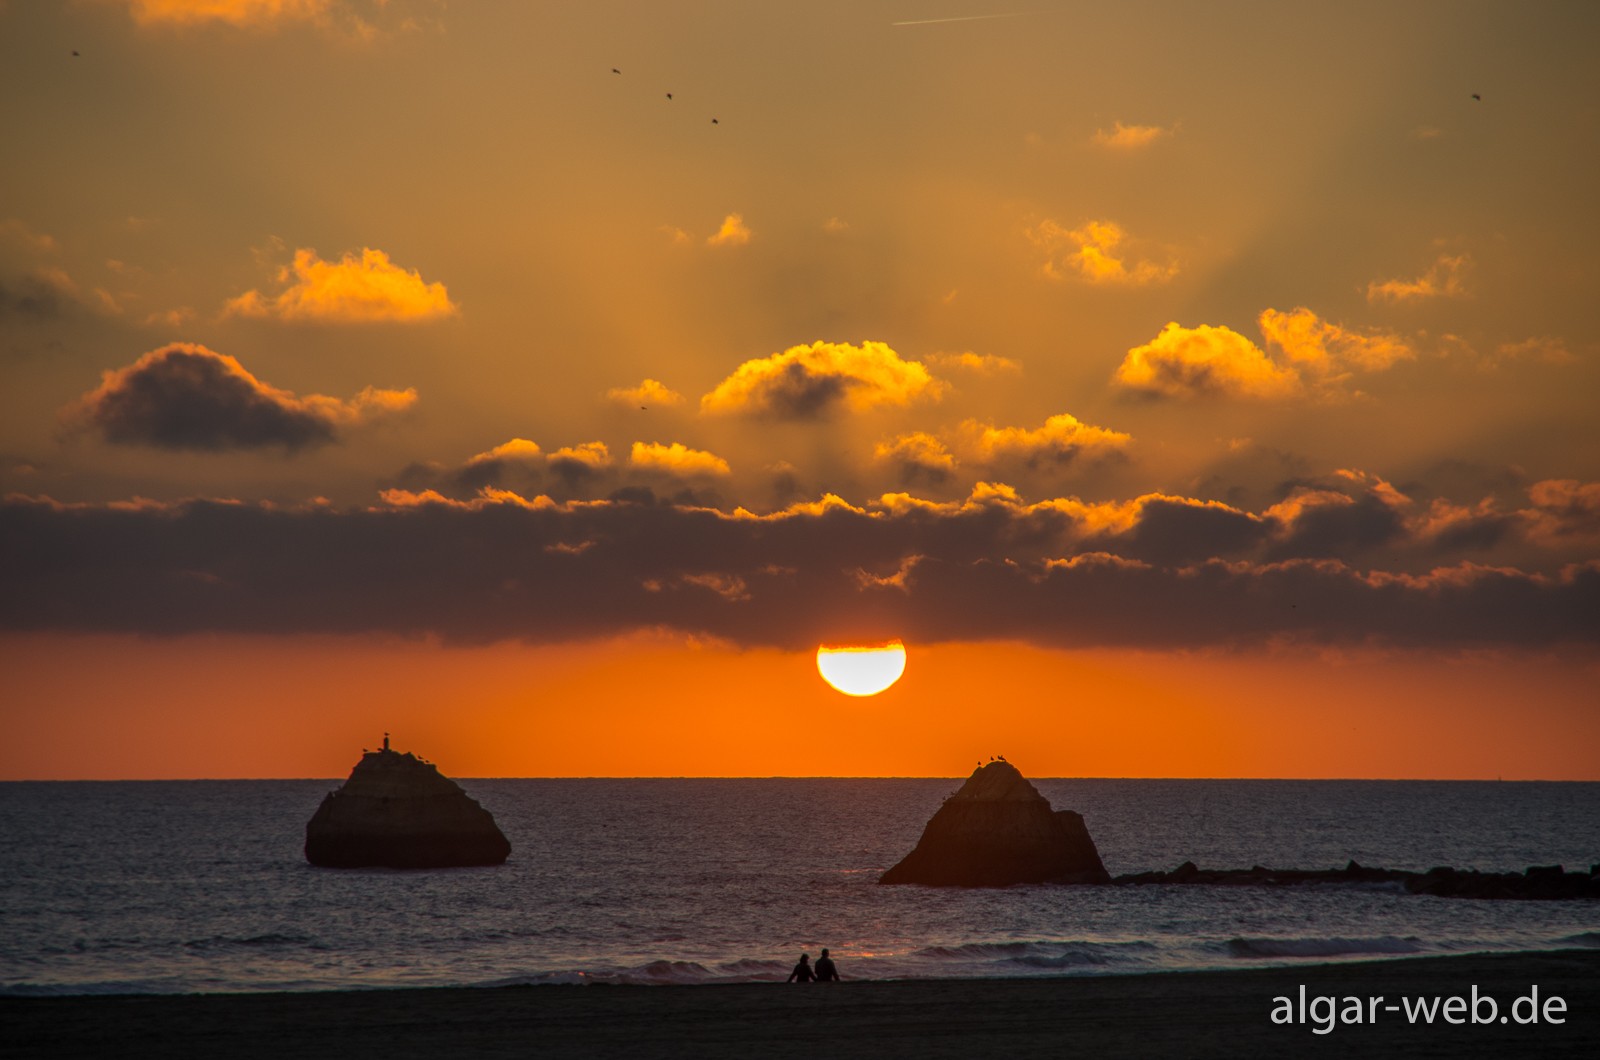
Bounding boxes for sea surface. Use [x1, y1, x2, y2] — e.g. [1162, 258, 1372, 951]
[2, 778, 1597, 995]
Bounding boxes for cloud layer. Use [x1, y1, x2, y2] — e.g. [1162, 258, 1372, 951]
[4, 476, 1593, 651]
[63, 343, 416, 451]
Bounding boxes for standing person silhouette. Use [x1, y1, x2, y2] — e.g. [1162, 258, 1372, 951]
[814, 948, 840, 981]
[786, 953, 815, 982]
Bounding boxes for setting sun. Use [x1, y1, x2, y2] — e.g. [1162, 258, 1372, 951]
[816, 641, 908, 697]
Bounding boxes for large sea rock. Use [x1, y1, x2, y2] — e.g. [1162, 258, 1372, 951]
[879, 761, 1109, 886]
[304, 744, 510, 869]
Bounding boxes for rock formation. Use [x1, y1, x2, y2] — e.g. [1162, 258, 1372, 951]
[304, 740, 510, 869]
[879, 760, 1109, 886]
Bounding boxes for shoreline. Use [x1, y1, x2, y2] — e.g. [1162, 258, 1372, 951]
[6, 949, 1597, 1058]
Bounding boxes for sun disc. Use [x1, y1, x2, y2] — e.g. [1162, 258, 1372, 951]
[816, 640, 907, 697]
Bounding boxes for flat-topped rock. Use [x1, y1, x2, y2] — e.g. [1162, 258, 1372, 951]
[879, 761, 1109, 887]
[304, 740, 510, 869]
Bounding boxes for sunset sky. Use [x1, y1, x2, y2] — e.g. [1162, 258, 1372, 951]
[2, 1, 1597, 780]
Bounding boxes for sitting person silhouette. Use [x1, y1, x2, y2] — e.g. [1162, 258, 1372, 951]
[787, 953, 816, 983]
[814, 948, 840, 981]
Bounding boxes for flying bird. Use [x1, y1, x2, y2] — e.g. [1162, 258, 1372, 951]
[612, 68, 620, 74]
[72, 50, 80, 57]
[666, 92, 673, 100]
[711, 117, 719, 124]
[1471, 93, 1481, 101]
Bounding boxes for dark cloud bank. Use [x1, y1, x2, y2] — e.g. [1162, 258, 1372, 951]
[2, 492, 1594, 652]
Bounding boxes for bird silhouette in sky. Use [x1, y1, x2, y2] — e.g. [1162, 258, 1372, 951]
[666, 92, 673, 100]
[711, 117, 719, 124]
[72, 50, 80, 57]
[611, 68, 620, 74]
[1471, 93, 1481, 101]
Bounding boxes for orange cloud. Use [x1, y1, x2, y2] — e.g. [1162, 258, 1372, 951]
[120, 0, 411, 35]
[1, 218, 57, 254]
[1115, 322, 1301, 400]
[1258, 307, 1414, 375]
[63, 342, 415, 451]
[706, 214, 752, 247]
[700, 340, 942, 419]
[467, 438, 543, 465]
[958, 413, 1132, 467]
[1520, 479, 1600, 546]
[630, 442, 731, 477]
[224, 248, 457, 323]
[607, 379, 685, 407]
[1366, 253, 1470, 303]
[548, 441, 612, 477]
[1495, 336, 1577, 365]
[1116, 310, 1413, 400]
[1028, 219, 1178, 285]
[874, 432, 957, 482]
[926, 351, 1021, 375]
[1091, 121, 1172, 149]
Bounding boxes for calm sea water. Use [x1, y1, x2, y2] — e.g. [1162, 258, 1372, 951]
[1, 779, 1597, 995]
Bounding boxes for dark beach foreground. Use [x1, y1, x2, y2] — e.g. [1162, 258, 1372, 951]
[5, 950, 1596, 1059]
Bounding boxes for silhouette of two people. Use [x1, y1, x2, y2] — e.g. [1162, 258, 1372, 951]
[787, 948, 840, 983]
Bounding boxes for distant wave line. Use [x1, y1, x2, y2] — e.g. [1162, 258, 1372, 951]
[891, 13, 1028, 27]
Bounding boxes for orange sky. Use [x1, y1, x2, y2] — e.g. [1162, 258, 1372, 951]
[3, 633, 1596, 780]
[1, 2, 1596, 780]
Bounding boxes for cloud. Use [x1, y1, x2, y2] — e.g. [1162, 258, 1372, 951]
[547, 441, 612, 485]
[706, 214, 752, 247]
[700, 340, 943, 420]
[1520, 480, 1600, 547]
[3, 490, 1593, 651]
[1115, 321, 1301, 400]
[118, 0, 418, 35]
[957, 414, 1132, 469]
[224, 248, 457, 323]
[125, 0, 333, 26]
[62, 342, 416, 452]
[1257, 307, 1413, 375]
[1027, 219, 1178, 285]
[926, 351, 1021, 375]
[606, 379, 685, 407]
[1494, 336, 1577, 366]
[630, 442, 731, 477]
[1367, 253, 1470, 303]
[1091, 121, 1172, 150]
[0, 269, 81, 320]
[1114, 309, 1414, 400]
[875, 432, 957, 484]
[0, 219, 57, 254]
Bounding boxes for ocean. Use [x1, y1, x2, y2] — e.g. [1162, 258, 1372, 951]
[2, 778, 1596, 995]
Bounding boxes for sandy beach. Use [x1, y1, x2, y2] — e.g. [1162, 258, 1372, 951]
[5, 950, 1595, 1059]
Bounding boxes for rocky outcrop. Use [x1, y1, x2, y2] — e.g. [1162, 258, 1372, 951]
[1111, 860, 1600, 900]
[880, 761, 1109, 886]
[304, 742, 510, 869]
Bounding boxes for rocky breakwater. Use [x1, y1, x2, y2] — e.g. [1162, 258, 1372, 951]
[305, 742, 511, 868]
[1114, 860, 1600, 900]
[880, 760, 1109, 886]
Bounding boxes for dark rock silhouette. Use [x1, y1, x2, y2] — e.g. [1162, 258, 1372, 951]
[880, 761, 1109, 886]
[304, 740, 510, 869]
[1111, 860, 1599, 900]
